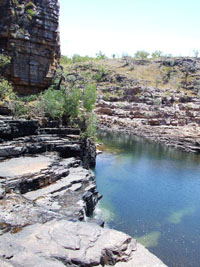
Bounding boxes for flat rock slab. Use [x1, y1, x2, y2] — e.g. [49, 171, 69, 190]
[0, 194, 64, 227]
[0, 155, 54, 177]
[0, 219, 136, 267]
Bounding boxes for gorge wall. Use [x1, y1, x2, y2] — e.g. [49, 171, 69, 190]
[0, 0, 60, 95]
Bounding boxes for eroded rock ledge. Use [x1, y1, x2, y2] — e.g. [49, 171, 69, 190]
[0, 117, 166, 266]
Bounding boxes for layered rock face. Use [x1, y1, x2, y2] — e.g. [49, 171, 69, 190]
[0, 0, 60, 95]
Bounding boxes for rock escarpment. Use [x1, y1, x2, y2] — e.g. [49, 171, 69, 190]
[0, 0, 60, 95]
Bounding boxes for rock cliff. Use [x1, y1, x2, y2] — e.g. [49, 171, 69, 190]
[0, 0, 60, 95]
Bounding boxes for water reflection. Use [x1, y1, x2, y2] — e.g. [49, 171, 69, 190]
[95, 130, 200, 267]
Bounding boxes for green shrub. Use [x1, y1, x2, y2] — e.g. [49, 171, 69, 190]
[151, 50, 163, 59]
[96, 51, 106, 60]
[60, 55, 72, 65]
[83, 113, 98, 138]
[72, 54, 94, 63]
[13, 101, 31, 117]
[39, 88, 65, 119]
[82, 84, 97, 112]
[134, 50, 150, 60]
[0, 54, 11, 68]
[22, 94, 39, 103]
[63, 87, 81, 118]
[0, 79, 15, 100]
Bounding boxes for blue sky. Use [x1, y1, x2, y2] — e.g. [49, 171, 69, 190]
[59, 0, 200, 57]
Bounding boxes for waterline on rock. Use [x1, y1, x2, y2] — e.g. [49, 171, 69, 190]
[93, 202, 116, 225]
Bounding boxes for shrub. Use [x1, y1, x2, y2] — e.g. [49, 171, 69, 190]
[134, 50, 150, 60]
[83, 113, 98, 138]
[82, 84, 97, 112]
[39, 88, 65, 119]
[71, 54, 94, 63]
[12, 101, 31, 117]
[0, 54, 11, 68]
[151, 50, 163, 59]
[0, 79, 15, 100]
[96, 51, 106, 60]
[60, 55, 72, 65]
[63, 87, 81, 119]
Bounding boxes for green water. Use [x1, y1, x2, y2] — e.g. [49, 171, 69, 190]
[95, 131, 200, 267]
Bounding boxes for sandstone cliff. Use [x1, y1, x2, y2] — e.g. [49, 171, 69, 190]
[0, 0, 60, 95]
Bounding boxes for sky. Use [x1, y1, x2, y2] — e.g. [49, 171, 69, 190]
[59, 0, 200, 58]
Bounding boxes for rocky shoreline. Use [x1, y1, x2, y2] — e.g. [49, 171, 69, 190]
[0, 116, 166, 266]
[98, 114, 200, 154]
[63, 58, 200, 154]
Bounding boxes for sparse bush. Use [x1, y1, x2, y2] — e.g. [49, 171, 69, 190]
[0, 79, 15, 100]
[134, 50, 150, 60]
[12, 100, 31, 117]
[72, 54, 94, 63]
[151, 50, 163, 59]
[60, 55, 72, 65]
[96, 51, 106, 60]
[0, 54, 11, 68]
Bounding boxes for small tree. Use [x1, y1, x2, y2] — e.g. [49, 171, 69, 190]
[134, 50, 150, 60]
[151, 50, 163, 59]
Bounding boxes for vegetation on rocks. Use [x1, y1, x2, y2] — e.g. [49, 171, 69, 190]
[0, 54, 97, 138]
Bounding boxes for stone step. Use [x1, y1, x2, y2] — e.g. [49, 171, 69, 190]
[39, 127, 80, 135]
[23, 167, 89, 201]
[1, 157, 74, 194]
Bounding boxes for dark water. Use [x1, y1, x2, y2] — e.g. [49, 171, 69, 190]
[95, 131, 200, 267]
